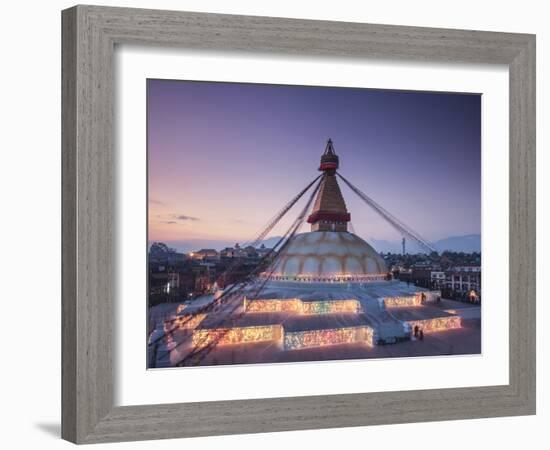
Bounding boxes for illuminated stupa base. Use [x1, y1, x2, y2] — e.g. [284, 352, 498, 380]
[155, 281, 481, 367]
[154, 280, 466, 367]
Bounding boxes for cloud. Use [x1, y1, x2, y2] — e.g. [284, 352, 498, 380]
[175, 214, 200, 222]
[156, 213, 200, 224]
[149, 198, 164, 205]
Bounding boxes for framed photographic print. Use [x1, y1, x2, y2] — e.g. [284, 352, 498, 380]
[62, 5, 536, 444]
[146, 80, 481, 369]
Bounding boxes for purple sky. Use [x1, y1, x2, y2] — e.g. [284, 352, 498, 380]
[148, 79, 481, 248]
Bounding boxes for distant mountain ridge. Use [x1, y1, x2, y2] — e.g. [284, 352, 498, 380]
[153, 233, 480, 254]
[434, 234, 481, 253]
[368, 234, 480, 253]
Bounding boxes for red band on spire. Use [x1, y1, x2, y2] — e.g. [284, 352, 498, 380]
[307, 211, 351, 224]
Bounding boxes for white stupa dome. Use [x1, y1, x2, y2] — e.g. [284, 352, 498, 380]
[266, 231, 388, 283]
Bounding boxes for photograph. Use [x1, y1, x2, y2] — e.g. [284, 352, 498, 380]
[146, 79, 482, 368]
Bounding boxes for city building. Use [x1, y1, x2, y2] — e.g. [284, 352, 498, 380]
[189, 248, 219, 262]
[430, 271, 446, 288]
[444, 266, 481, 300]
[220, 244, 245, 259]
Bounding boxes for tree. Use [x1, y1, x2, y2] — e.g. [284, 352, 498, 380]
[149, 242, 176, 256]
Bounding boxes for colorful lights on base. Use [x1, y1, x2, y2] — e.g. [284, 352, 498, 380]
[244, 298, 301, 313]
[190, 324, 374, 350]
[167, 290, 459, 353]
[192, 325, 282, 348]
[244, 297, 361, 314]
[384, 295, 422, 308]
[174, 313, 207, 329]
[284, 326, 374, 350]
[407, 316, 461, 333]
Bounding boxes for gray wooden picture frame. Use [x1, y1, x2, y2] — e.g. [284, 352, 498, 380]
[61, 5, 536, 444]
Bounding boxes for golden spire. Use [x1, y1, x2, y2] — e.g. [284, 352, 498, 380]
[307, 139, 350, 232]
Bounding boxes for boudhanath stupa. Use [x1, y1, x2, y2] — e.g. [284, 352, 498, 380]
[150, 140, 467, 367]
